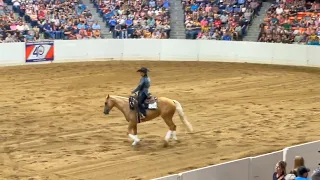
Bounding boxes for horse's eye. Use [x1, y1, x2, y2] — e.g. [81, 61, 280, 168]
[105, 102, 108, 105]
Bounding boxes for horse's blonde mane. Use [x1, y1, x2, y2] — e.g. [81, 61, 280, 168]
[111, 95, 128, 99]
[107, 95, 129, 101]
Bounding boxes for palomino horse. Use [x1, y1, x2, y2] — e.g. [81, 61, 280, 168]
[103, 94, 193, 146]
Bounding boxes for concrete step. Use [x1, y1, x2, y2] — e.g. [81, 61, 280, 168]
[171, 32, 185, 35]
[82, 0, 112, 39]
[171, 21, 184, 23]
[171, 29, 185, 32]
[171, 25, 185, 28]
[244, 1, 272, 41]
[168, 0, 186, 39]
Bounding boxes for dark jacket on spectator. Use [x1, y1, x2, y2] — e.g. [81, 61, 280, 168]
[273, 172, 285, 180]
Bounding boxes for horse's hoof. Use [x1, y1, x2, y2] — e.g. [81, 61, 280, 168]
[163, 140, 169, 148]
[132, 139, 140, 146]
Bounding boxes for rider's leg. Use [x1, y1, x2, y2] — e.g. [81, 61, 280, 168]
[138, 93, 147, 118]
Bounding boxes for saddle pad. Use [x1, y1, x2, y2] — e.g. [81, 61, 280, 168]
[148, 102, 157, 109]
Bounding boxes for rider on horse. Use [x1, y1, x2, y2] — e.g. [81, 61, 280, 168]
[131, 67, 151, 120]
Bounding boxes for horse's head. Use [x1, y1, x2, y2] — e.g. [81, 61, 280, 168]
[104, 94, 114, 115]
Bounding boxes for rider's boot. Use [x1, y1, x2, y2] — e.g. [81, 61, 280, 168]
[139, 112, 146, 120]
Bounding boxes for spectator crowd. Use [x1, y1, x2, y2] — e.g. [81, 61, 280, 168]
[259, 0, 320, 45]
[2, 0, 320, 44]
[273, 156, 320, 180]
[183, 0, 262, 40]
[92, 0, 171, 39]
[0, 0, 31, 42]
[0, 0, 102, 43]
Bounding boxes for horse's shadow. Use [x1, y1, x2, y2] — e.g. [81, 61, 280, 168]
[130, 139, 181, 152]
[130, 130, 217, 152]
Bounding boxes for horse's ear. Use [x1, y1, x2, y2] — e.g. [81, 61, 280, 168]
[107, 94, 110, 99]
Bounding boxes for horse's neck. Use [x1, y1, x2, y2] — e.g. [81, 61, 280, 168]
[111, 96, 129, 115]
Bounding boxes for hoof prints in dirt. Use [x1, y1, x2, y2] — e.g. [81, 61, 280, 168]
[0, 61, 319, 180]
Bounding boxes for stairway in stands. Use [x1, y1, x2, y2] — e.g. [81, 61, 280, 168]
[82, 0, 113, 39]
[243, 1, 272, 41]
[169, 0, 185, 39]
[5, 2, 33, 29]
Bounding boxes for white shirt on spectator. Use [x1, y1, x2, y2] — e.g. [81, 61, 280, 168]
[119, 18, 125, 25]
[220, 15, 228, 23]
[276, 7, 283, 14]
[23, 24, 29, 31]
[32, 4, 38, 11]
[54, 19, 60, 26]
[185, 20, 193, 25]
[13, 1, 20, 6]
[117, 9, 123, 15]
[16, 25, 24, 31]
[26, 8, 31, 15]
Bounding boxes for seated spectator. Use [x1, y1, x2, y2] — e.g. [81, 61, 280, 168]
[24, 30, 35, 42]
[0, 2, 32, 43]
[16, 21, 29, 34]
[65, 29, 77, 40]
[4, 32, 15, 42]
[77, 27, 88, 39]
[311, 168, 320, 180]
[93, 0, 171, 39]
[285, 174, 296, 180]
[87, 27, 93, 38]
[93, 29, 101, 38]
[296, 166, 311, 180]
[290, 156, 305, 177]
[1, 0, 104, 41]
[259, 0, 320, 45]
[273, 161, 287, 180]
[92, 21, 101, 31]
[183, 0, 259, 40]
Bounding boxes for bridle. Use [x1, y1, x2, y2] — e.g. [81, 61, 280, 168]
[104, 100, 110, 114]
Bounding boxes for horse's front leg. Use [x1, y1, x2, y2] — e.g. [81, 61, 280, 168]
[128, 121, 140, 146]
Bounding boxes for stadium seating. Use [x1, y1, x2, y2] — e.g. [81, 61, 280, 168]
[2, 0, 319, 43]
[182, 0, 262, 40]
[258, 1, 320, 45]
[0, 0, 32, 42]
[91, 0, 171, 39]
[0, 0, 102, 42]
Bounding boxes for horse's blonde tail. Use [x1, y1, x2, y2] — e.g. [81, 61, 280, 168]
[173, 100, 193, 133]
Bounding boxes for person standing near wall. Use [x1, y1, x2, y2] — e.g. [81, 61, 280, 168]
[311, 168, 320, 180]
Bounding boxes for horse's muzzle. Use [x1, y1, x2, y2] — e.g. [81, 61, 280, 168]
[104, 111, 109, 115]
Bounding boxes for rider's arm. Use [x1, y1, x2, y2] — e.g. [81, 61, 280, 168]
[132, 78, 144, 94]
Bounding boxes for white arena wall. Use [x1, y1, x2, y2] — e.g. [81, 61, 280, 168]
[153, 140, 320, 180]
[0, 40, 319, 180]
[0, 39, 320, 67]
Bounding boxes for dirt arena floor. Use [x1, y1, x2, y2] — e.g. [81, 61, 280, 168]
[0, 61, 320, 180]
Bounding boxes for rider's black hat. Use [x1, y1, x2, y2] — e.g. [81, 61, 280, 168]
[137, 67, 149, 74]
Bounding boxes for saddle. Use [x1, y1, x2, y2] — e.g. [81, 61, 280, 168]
[129, 93, 158, 123]
[144, 96, 157, 106]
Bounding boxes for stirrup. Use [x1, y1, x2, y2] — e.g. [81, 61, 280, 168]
[139, 113, 146, 119]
